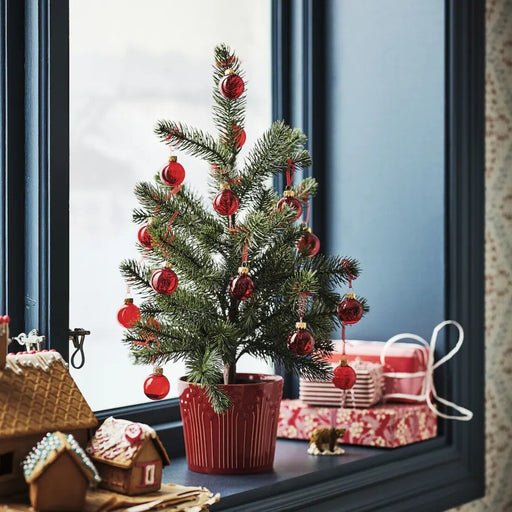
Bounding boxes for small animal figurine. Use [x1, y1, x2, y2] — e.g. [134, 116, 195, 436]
[308, 427, 347, 456]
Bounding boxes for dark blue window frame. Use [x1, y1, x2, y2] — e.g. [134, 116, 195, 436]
[1, 1, 484, 509]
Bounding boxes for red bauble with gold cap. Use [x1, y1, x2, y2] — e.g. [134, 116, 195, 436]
[337, 293, 363, 325]
[117, 298, 141, 328]
[150, 266, 178, 295]
[297, 229, 320, 257]
[332, 360, 357, 390]
[219, 69, 244, 99]
[277, 190, 303, 220]
[160, 156, 185, 187]
[229, 266, 254, 300]
[144, 367, 170, 400]
[213, 185, 240, 216]
[286, 322, 315, 355]
[137, 224, 153, 249]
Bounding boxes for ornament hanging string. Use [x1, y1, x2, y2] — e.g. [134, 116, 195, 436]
[285, 158, 296, 188]
[229, 226, 251, 265]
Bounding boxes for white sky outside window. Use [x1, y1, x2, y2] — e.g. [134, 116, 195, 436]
[69, 0, 272, 411]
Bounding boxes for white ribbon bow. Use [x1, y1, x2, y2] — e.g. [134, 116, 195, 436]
[380, 320, 473, 421]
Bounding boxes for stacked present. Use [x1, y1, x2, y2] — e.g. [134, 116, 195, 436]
[278, 340, 438, 448]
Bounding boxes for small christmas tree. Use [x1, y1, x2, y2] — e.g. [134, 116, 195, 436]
[120, 44, 367, 412]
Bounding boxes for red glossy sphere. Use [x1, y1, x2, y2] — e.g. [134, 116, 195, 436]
[137, 225, 153, 249]
[0, 315, 9, 324]
[332, 362, 357, 390]
[229, 273, 255, 300]
[277, 196, 303, 220]
[297, 231, 320, 257]
[337, 297, 363, 325]
[233, 125, 246, 148]
[160, 160, 186, 187]
[150, 267, 178, 295]
[117, 302, 141, 328]
[144, 372, 170, 400]
[286, 328, 315, 356]
[213, 188, 240, 216]
[219, 73, 244, 99]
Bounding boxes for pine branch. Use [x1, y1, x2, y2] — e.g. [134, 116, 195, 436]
[154, 120, 229, 167]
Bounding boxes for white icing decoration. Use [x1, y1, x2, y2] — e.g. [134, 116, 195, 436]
[4, 351, 65, 375]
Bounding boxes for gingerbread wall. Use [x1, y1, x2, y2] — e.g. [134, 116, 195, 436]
[454, 0, 512, 510]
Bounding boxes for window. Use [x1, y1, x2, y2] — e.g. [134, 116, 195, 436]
[68, 0, 272, 411]
[143, 464, 156, 486]
[0, 452, 13, 477]
[1, 0, 484, 509]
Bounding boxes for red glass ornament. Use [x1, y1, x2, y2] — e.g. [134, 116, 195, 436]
[144, 367, 170, 400]
[150, 266, 178, 295]
[213, 187, 240, 216]
[0, 315, 9, 324]
[160, 156, 185, 187]
[137, 225, 153, 249]
[277, 194, 303, 220]
[337, 293, 363, 325]
[219, 70, 244, 99]
[233, 125, 246, 148]
[117, 299, 141, 328]
[287, 323, 315, 355]
[332, 360, 357, 390]
[229, 268, 254, 300]
[297, 230, 320, 257]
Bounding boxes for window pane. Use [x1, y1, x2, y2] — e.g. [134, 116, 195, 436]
[69, 0, 271, 411]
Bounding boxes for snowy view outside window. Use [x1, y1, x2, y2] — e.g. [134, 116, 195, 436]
[70, 0, 271, 411]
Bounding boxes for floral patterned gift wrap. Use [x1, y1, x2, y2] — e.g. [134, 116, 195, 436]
[278, 399, 437, 448]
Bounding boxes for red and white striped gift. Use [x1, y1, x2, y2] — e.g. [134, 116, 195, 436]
[299, 359, 384, 408]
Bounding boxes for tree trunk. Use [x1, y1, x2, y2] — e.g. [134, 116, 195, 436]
[223, 362, 236, 385]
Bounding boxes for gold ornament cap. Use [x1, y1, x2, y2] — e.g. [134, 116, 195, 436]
[238, 266, 250, 274]
[169, 155, 177, 162]
[165, 262, 173, 269]
[153, 366, 164, 375]
[225, 68, 235, 76]
[283, 189, 295, 198]
[124, 298, 134, 304]
[221, 183, 231, 190]
[345, 292, 356, 299]
[295, 321, 307, 329]
[338, 359, 349, 367]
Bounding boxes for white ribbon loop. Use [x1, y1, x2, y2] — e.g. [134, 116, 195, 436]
[380, 320, 473, 422]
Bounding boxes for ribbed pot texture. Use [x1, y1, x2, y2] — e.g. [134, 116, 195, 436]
[178, 373, 283, 474]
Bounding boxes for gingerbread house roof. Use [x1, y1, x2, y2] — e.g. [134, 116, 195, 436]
[23, 431, 100, 485]
[0, 351, 98, 438]
[86, 417, 170, 469]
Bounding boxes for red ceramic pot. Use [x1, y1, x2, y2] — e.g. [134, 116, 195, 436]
[178, 373, 283, 474]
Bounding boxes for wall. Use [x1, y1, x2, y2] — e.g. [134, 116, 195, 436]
[324, 0, 445, 341]
[455, 0, 512, 510]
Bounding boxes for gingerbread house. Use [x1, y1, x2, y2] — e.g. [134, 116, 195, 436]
[87, 417, 170, 495]
[0, 318, 98, 496]
[23, 431, 100, 511]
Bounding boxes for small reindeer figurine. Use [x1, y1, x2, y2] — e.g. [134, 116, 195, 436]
[308, 427, 347, 456]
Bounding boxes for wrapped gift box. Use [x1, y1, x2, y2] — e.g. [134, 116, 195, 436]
[299, 359, 384, 408]
[278, 399, 437, 448]
[327, 340, 428, 402]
